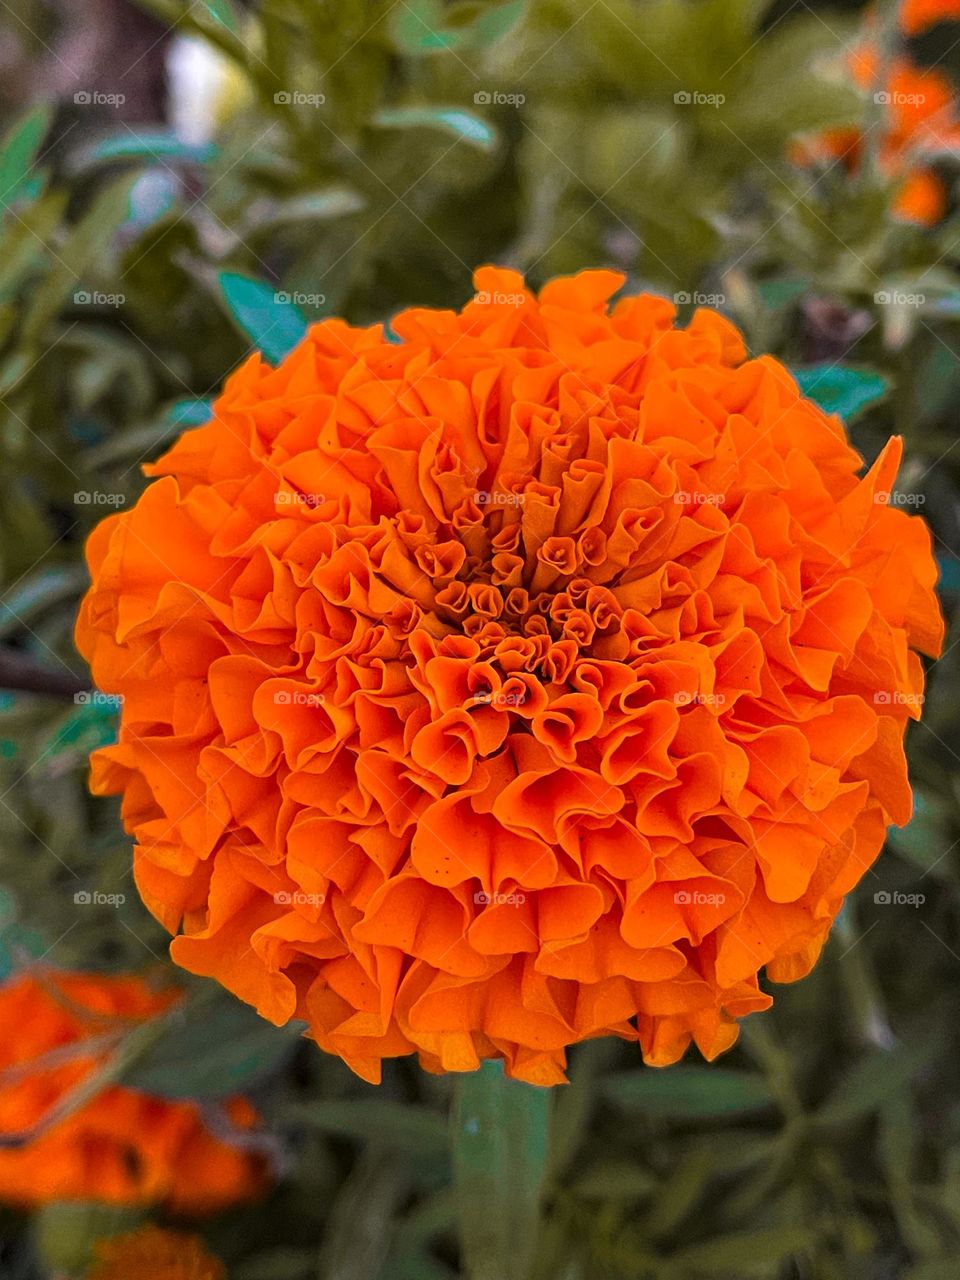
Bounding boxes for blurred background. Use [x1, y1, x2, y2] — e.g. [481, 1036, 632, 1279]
[1, 0, 960, 1277]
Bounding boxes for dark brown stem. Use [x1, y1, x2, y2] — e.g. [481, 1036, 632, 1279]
[0, 647, 88, 698]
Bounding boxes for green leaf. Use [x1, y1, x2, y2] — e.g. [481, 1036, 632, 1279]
[21, 173, 137, 342]
[198, 0, 239, 31]
[668, 1225, 811, 1274]
[601, 1067, 775, 1119]
[71, 130, 217, 172]
[887, 789, 953, 878]
[0, 104, 53, 207]
[472, 0, 527, 46]
[453, 1061, 550, 1280]
[218, 271, 308, 363]
[284, 1099, 448, 1153]
[570, 1159, 658, 1200]
[122, 991, 304, 1100]
[243, 187, 365, 233]
[285, 1095, 450, 1157]
[0, 566, 87, 641]
[373, 107, 498, 152]
[816, 1037, 939, 1127]
[388, 1, 465, 53]
[793, 363, 891, 422]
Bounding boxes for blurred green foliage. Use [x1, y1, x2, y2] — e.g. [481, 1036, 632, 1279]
[0, 0, 959, 1276]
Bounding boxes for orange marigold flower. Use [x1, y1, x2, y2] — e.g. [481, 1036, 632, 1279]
[76, 268, 943, 1086]
[0, 969, 266, 1209]
[87, 1225, 225, 1280]
[791, 49, 960, 226]
[900, 0, 960, 34]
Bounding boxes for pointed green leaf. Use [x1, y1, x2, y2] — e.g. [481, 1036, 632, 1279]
[0, 104, 53, 208]
[793, 363, 890, 421]
[218, 272, 308, 362]
[601, 1067, 774, 1118]
[373, 107, 497, 152]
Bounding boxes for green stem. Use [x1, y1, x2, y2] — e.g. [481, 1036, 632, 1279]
[452, 1060, 551, 1280]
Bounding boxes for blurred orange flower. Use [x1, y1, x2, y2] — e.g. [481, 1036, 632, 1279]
[87, 1225, 225, 1280]
[790, 48, 960, 225]
[900, 0, 960, 34]
[0, 970, 265, 1210]
[76, 268, 942, 1085]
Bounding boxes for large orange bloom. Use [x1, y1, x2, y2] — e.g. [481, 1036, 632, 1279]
[88, 1226, 225, 1280]
[0, 970, 265, 1208]
[76, 268, 943, 1086]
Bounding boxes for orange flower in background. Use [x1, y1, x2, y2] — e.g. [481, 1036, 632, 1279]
[87, 1225, 225, 1280]
[0, 970, 265, 1209]
[76, 267, 943, 1086]
[790, 43, 960, 226]
[900, 0, 960, 34]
